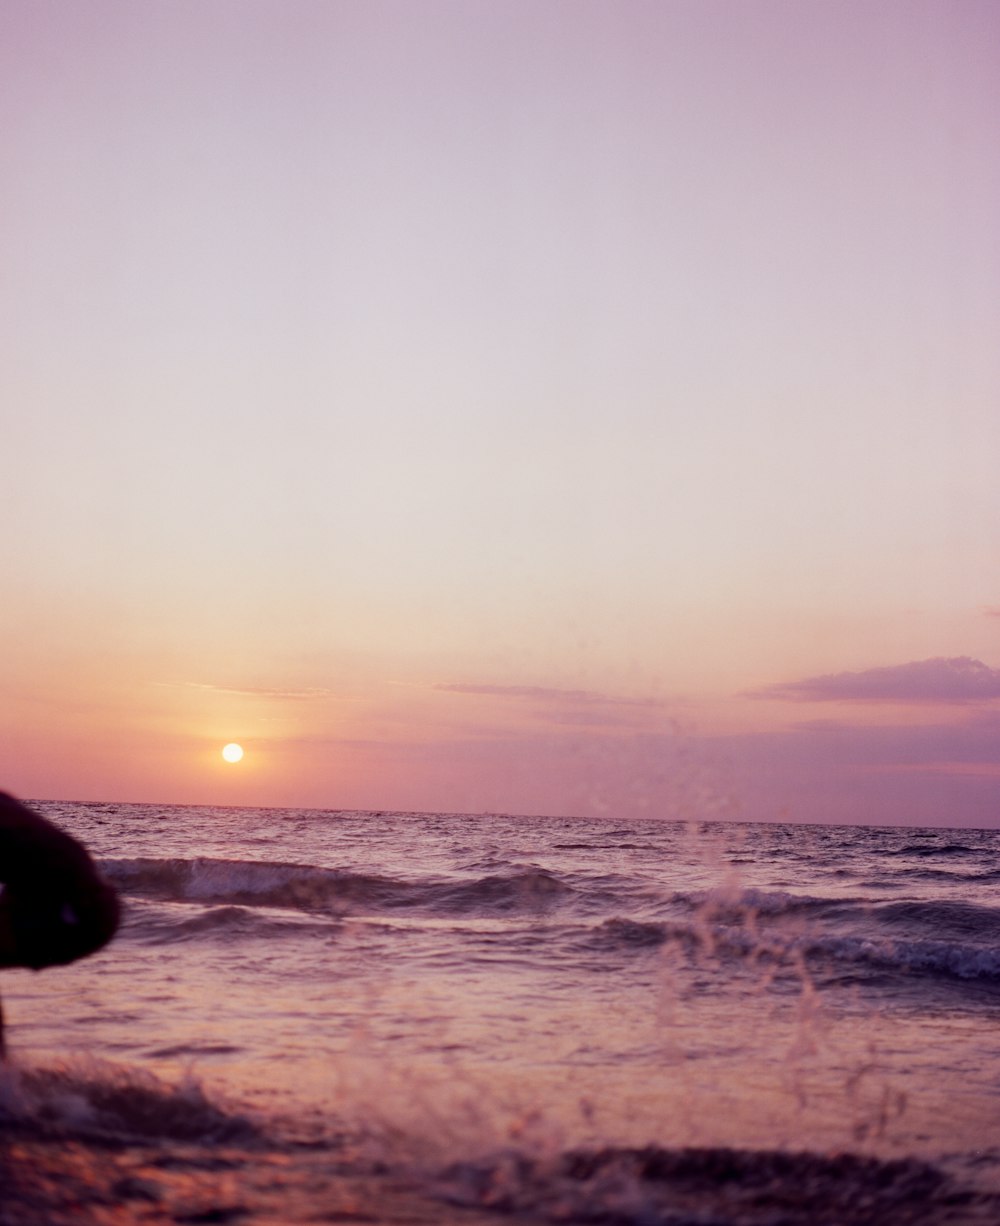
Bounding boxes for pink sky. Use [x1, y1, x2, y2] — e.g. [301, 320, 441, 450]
[2, 1, 998, 825]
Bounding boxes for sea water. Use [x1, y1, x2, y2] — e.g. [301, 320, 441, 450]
[2, 802, 999, 1224]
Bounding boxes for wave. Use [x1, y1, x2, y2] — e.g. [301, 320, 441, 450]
[0, 1059, 257, 1144]
[124, 901, 333, 944]
[715, 891, 1000, 983]
[679, 886, 1000, 943]
[552, 841, 659, 851]
[888, 841, 979, 857]
[102, 856, 573, 919]
[585, 917, 672, 949]
[872, 897, 1000, 943]
[580, 898, 1000, 985]
[101, 856, 1000, 990]
[828, 934, 1000, 983]
[436, 1144, 967, 1224]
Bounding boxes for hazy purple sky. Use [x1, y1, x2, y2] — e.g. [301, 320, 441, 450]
[2, 1, 998, 823]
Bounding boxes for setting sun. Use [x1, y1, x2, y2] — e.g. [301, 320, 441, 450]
[221, 743, 244, 764]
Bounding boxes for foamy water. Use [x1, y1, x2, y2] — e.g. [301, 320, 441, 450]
[2, 803, 999, 1223]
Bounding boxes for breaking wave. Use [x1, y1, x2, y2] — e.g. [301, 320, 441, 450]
[97, 853, 1000, 995]
[435, 1144, 965, 1224]
[101, 858, 1000, 990]
[102, 855, 572, 918]
[0, 1059, 258, 1144]
[581, 889, 1000, 986]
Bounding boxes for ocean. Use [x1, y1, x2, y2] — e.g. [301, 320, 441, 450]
[2, 802, 999, 1224]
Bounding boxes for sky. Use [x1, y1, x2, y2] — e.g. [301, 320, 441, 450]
[2, 0, 998, 825]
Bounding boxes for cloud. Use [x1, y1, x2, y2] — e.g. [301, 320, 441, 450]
[434, 683, 670, 732]
[985, 607, 1000, 619]
[746, 657, 1000, 705]
[179, 682, 333, 701]
[435, 683, 663, 709]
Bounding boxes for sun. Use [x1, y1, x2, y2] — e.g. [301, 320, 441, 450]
[221, 742, 244, 763]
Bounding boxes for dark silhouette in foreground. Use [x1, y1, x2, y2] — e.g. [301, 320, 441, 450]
[0, 791, 120, 1055]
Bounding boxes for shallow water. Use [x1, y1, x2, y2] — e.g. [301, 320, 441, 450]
[2, 804, 999, 1223]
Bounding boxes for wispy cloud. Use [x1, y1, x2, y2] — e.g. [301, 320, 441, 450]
[178, 682, 333, 701]
[746, 657, 1000, 705]
[435, 683, 663, 709]
[984, 607, 1000, 619]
